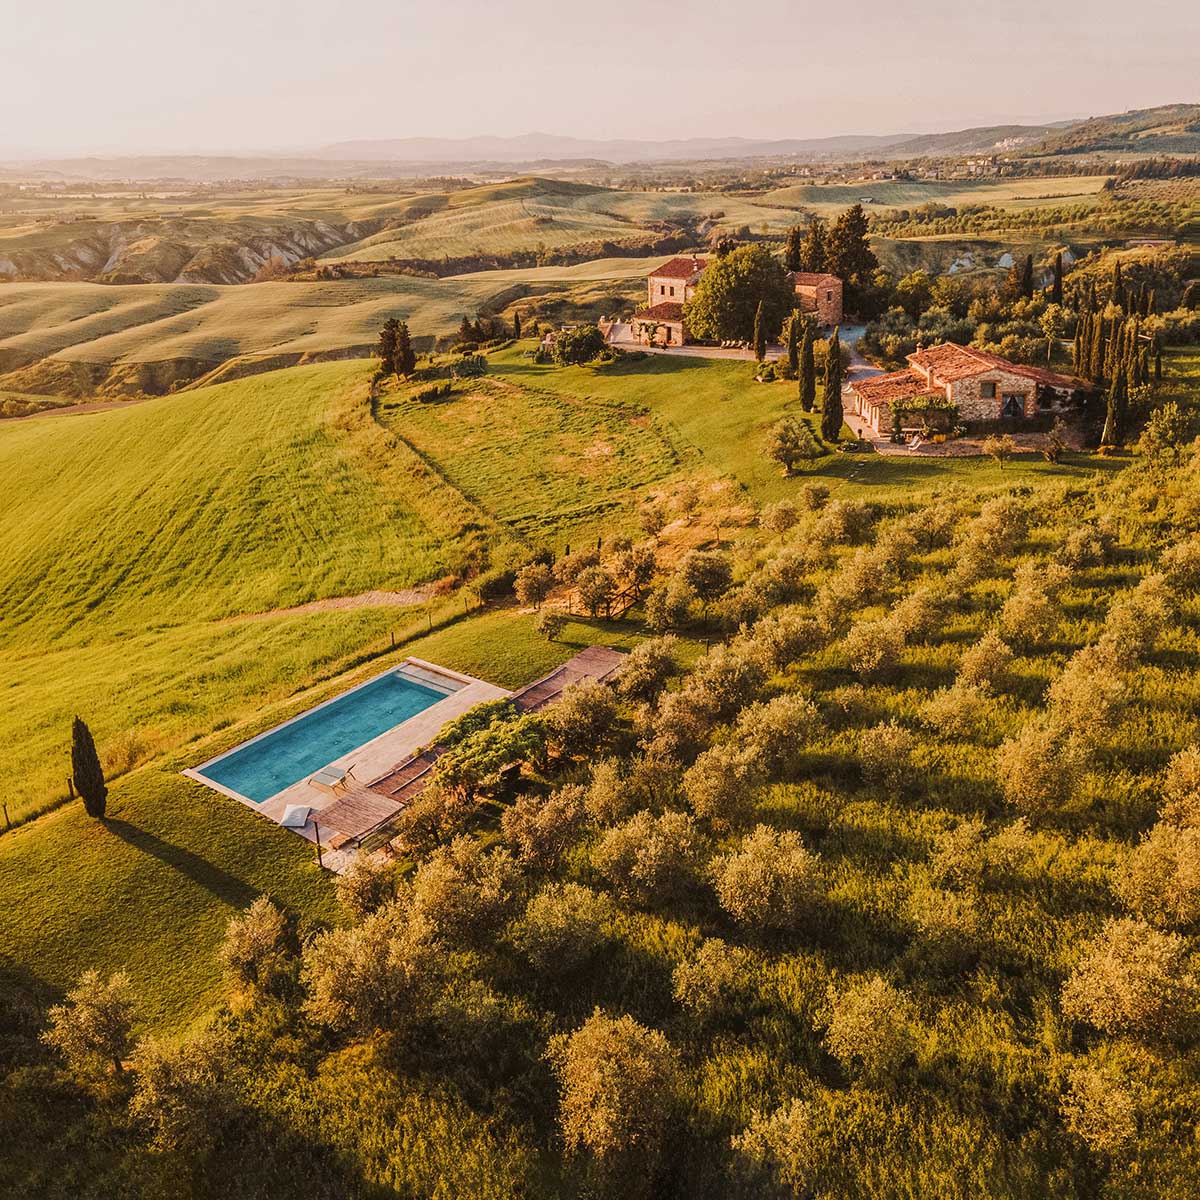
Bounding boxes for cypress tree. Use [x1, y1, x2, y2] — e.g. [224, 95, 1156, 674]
[799, 319, 816, 412]
[799, 217, 826, 274]
[786, 312, 800, 374]
[1113, 260, 1124, 309]
[458, 316, 474, 345]
[1020, 254, 1034, 300]
[752, 301, 766, 362]
[1101, 361, 1128, 446]
[393, 321, 416, 377]
[513, 310, 522, 339]
[377, 317, 399, 375]
[1051, 251, 1063, 306]
[784, 225, 804, 273]
[821, 327, 843, 443]
[1155, 346, 1163, 381]
[1072, 318, 1083, 374]
[71, 716, 107, 819]
[1089, 316, 1106, 382]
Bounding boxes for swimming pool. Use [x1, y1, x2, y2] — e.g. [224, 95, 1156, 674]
[196, 667, 453, 804]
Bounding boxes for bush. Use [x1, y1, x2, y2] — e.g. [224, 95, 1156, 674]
[218, 895, 291, 997]
[844, 619, 906, 681]
[859, 721, 916, 790]
[711, 824, 821, 929]
[616, 635, 678, 703]
[957, 631, 1014, 691]
[335, 856, 398, 921]
[42, 969, 138, 1084]
[995, 720, 1085, 819]
[513, 883, 613, 972]
[1061, 917, 1197, 1038]
[501, 784, 586, 870]
[822, 975, 920, 1084]
[546, 1010, 680, 1160]
[1061, 1056, 1141, 1156]
[1057, 523, 1113, 570]
[545, 679, 618, 756]
[1115, 823, 1200, 928]
[920, 682, 990, 740]
[514, 562, 555, 609]
[672, 938, 751, 1020]
[734, 693, 822, 776]
[1162, 745, 1200, 827]
[535, 609, 567, 642]
[410, 837, 523, 944]
[593, 810, 705, 903]
[683, 744, 766, 830]
[551, 325, 607, 365]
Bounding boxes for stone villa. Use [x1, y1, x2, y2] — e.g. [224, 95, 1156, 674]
[630, 256, 843, 347]
[848, 342, 1083, 434]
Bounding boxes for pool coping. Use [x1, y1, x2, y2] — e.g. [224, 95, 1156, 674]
[182, 657, 500, 808]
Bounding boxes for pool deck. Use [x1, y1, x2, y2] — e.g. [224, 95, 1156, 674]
[184, 657, 510, 849]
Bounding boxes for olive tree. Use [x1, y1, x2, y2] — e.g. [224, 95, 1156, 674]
[42, 969, 138, 1083]
[217, 894, 292, 998]
[683, 744, 766, 830]
[500, 784, 586, 870]
[336, 854, 399, 920]
[822, 975, 920, 1084]
[513, 882, 614, 973]
[711, 824, 821, 929]
[593, 809, 705, 903]
[672, 938, 751, 1020]
[546, 1010, 680, 1160]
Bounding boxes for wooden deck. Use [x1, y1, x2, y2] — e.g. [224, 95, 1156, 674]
[510, 645, 626, 713]
[312, 784, 402, 841]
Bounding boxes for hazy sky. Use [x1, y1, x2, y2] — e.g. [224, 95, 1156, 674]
[5, 0, 1196, 154]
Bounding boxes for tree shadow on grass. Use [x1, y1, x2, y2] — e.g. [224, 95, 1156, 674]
[102, 819, 257, 908]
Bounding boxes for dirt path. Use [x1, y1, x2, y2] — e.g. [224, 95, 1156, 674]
[228, 587, 434, 623]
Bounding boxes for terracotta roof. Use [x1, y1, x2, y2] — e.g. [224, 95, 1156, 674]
[648, 255, 707, 279]
[633, 302, 686, 321]
[850, 368, 932, 406]
[791, 272, 841, 288]
[909, 342, 1081, 390]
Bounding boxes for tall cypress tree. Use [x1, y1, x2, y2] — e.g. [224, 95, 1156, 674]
[799, 319, 816, 412]
[393, 321, 416, 377]
[513, 310, 522, 340]
[821, 327, 843, 443]
[377, 317, 400, 375]
[752, 301, 766, 362]
[1090, 317, 1107, 382]
[1101, 361, 1128, 446]
[786, 312, 800, 374]
[1072, 317, 1083, 373]
[1051, 251, 1064, 306]
[71, 716, 107, 819]
[1020, 254, 1034, 301]
[1112, 260, 1125, 310]
[784, 225, 804, 273]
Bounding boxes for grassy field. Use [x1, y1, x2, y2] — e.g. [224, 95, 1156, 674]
[760, 175, 1113, 215]
[0, 361, 503, 821]
[0, 605, 643, 1030]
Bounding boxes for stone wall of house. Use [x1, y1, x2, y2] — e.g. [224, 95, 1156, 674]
[632, 318, 685, 347]
[950, 368, 1036, 421]
[796, 278, 843, 326]
[647, 275, 694, 307]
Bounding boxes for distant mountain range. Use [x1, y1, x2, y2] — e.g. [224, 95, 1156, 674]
[2, 105, 1195, 182]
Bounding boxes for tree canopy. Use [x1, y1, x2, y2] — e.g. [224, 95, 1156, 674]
[683, 244, 794, 343]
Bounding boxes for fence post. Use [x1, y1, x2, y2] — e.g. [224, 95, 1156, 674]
[313, 820, 324, 869]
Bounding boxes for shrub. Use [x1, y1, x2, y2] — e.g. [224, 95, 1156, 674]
[822, 975, 920, 1084]
[744, 606, 824, 669]
[1061, 1056, 1141, 1156]
[920, 682, 990, 740]
[42, 969, 138, 1083]
[683, 643, 768, 724]
[593, 810, 705, 903]
[998, 582, 1059, 647]
[1061, 917, 1197, 1039]
[859, 721, 916, 790]
[300, 901, 435, 1032]
[734, 693, 822, 776]
[576, 566, 618, 618]
[711, 824, 821, 929]
[514, 562, 555, 609]
[645, 575, 695, 632]
[813, 498, 875, 547]
[585, 757, 635, 825]
[843, 619, 905, 681]
[390, 781, 473, 857]
[500, 784, 586, 870]
[683, 744, 766, 830]
[514, 883, 613, 972]
[535, 609, 567, 642]
[1045, 643, 1125, 744]
[995, 720, 1085, 819]
[1114, 823, 1200, 928]
[1162, 746, 1200, 827]
[545, 680, 618, 756]
[546, 1010, 680, 1160]
[128, 1030, 231, 1152]
[929, 817, 986, 891]
[891, 587, 943, 642]
[551, 325, 607, 365]
[672, 938, 751, 1020]
[1160, 534, 1200, 591]
[760, 499, 800, 538]
[336, 855, 398, 921]
[410, 837, 523, 944]
[218, 895, 291, 997]
[732, 1100, 820, 1195]
[957, 631, 1014, 691]
[1057, 523, 1114, 570]
[616, 635, 678, 703]
[1099, 573, 1175, 662]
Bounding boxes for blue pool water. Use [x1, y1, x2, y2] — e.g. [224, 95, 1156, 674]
[201, 671, 448, 803]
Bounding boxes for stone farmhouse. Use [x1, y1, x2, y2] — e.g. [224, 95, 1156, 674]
[630, 256, 843, 347]
[848, 342, 1082, 434]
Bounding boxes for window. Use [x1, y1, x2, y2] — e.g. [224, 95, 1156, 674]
[669, 286, 675, 297]
[660, 284, 665, 295]
[826, 290, 833, 302]
[1002, 394, 1025, 419]
[980, 381, 996, 399]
